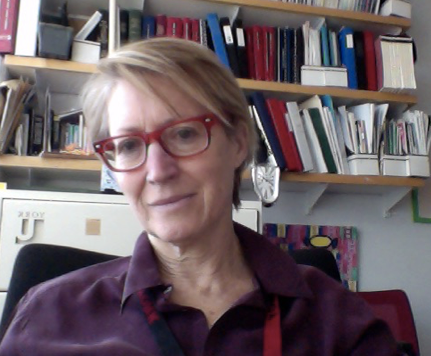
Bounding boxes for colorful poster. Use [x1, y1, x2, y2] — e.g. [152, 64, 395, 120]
[263, 223, 358, 291]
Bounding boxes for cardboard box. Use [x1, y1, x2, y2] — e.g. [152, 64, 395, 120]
[379, 0, 411, 19]
[380, 155, 408, 176]
[71, 40, 101, 64]
[347, 154, 379, 175]
[406, 155, 430, 178]
[301, 66, 348, 87]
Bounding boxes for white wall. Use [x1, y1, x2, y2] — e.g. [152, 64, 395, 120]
[243, 3, 431, 353]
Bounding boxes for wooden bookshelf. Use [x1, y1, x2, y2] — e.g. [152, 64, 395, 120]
[238, 79, 417, 105]
[0, 155, 101, 171]
[207, 0, 411, 30]
[1, 155, 424, 188]
[4, 56, 417, 106]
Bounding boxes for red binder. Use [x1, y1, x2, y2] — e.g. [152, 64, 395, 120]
[262, 26, 276, 82]
[191, 19, 200, 43]
[155, 15, 167, 37]
[245, 27, 255, 80]
[363, 31, 378, 91]
[0, 0, 19, 53]
[266, 98, 303, 172]
[166, 17, 183, 38]
[252, 25, 265, 81]
[182, 17, 192, 40]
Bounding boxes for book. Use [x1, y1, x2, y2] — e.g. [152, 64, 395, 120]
[320, 23, 331, 67]
[206, 13, 230, 69]
[292, 27, 304, 84]
[74, 11, 103, 41]
[14, 0, 41, 56]
[128, 9, 142, 43]
[339, 27, 358, 89]
[191, 19, 200, 43]
[263, 223, 359, 292]
[250, 92, 286, 170]
[0, 0, 20, 53]
[119, 9, 129, 45]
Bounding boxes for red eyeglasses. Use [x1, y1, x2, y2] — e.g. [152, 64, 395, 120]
[93, 113, 221, 172]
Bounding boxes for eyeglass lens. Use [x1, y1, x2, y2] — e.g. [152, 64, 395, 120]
[102, 119, 210, 171]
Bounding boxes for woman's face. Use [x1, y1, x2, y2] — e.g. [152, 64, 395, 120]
[107, 79, 248, 245]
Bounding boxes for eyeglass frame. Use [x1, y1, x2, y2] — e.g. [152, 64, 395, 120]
[93, 113, 221, 172]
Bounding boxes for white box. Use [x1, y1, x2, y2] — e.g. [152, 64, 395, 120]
[347, 154, 379, 175]
[406, 155, 430, 178]
[301, 66, 348, 88]
[380, 155, 408, 176]
[379, 0, 411, 19]
[71, 40, 101, 64]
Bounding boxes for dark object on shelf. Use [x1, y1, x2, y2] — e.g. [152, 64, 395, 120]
[38, 22, 73, 60]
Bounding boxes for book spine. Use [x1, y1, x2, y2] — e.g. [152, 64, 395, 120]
[363, 31, 378, 91]
[182, 17, 192, 40]
[128, 10, 142, 43]
[0, 0, 20, 53]
[206, 13, 230, 69]
[155, 15, 167, 37]
[14, 0, 41, 56]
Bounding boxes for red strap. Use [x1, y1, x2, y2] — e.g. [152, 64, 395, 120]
[263, 296, 282, 356]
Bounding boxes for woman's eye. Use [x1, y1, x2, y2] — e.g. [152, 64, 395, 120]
[175, 127, 198, 140]
[117, 138, 142, 155]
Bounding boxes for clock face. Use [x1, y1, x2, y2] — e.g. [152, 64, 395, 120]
[252, 164, 280, 206]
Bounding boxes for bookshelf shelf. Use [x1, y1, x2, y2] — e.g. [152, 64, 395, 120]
[0, 155, 101, 171]
[238, 79, 417, 106]
[4, 55, 97, 74]
[208, 0, 411, 30]
[4, 56, 417, 106]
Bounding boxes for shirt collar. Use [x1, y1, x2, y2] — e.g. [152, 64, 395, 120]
[121, 223, 312, 308]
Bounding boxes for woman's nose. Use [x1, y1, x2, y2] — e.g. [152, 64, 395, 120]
[144, 142, 179, 184]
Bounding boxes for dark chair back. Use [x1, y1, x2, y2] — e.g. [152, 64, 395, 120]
[0, 243, 341, 338]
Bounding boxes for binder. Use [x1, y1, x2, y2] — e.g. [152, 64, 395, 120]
[250, 92, 286, 170]
[232, 19, 249, 79]
[308, 108, 337, 173]
[182, 17, 192, 40]
[155, 15, 167, 37]
[166, 17, 183, 38]
[219, 17, 240, 77]
[320, 23, 331, 67]
[245, 27, 255, 80]
[266, 98, 302, 171]
[252, 25, 265, 81]
[206, 13, 230, 69]
[339, 27, 358, 89]
[191, 19, 200, 43]
[353, 31, 367, 90]
[286, 102, 314, 172]
[142, 16, 156, 39]
[14, 0, 41, 56]
[262, 26, 276, 82]
[363, 31, 378, 91]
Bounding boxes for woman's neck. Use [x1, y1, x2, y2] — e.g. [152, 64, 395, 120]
[149, 224, 248, 287]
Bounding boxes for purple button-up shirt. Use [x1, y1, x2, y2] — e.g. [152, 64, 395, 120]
[0, 223, 400, 355]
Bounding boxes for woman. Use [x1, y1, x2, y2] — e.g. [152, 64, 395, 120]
[0, 38, 400, 355]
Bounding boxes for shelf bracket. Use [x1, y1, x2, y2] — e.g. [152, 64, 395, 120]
[382, 186, 411, 218]
[304, 183, 328, 215]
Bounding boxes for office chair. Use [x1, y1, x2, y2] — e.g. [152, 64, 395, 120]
[0, 243, 341, 338]
[357, 290, 420, 356]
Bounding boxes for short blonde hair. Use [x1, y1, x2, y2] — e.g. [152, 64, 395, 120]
[82, 37, 257, 208]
